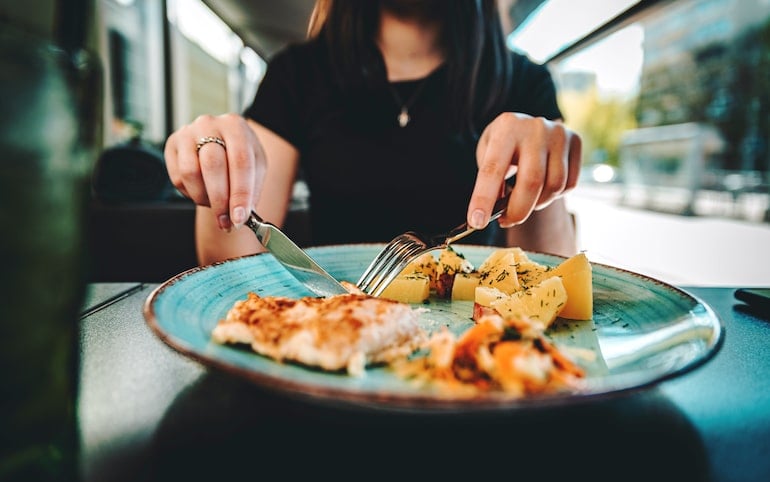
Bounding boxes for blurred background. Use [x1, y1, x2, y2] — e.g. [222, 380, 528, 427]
[2, 0, 769, 286]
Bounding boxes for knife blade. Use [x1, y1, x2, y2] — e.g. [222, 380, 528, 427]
[245, 211, 348, 297]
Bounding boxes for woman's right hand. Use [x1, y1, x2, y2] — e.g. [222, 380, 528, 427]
[164, 113, 267, 231]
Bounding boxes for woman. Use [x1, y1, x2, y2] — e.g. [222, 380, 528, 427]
[164, 0, 582, 265]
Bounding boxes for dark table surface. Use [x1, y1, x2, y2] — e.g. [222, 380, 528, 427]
[78, 283, 770, 482]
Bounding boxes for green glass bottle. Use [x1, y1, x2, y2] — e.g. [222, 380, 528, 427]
[0, 21, 101, 482]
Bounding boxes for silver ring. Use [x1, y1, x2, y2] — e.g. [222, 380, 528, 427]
[196, 136, 226, 152]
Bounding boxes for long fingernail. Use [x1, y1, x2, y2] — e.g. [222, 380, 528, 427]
[470, 209, 487, 229]
[218, 214, 231, 232]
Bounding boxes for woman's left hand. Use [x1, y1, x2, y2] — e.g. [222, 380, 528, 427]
[467, 112, 582, 229]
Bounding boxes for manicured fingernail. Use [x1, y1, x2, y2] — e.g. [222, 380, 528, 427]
[470, 209, 487, 229]
[232, 206, 246, 225]
[218, 214, 231, 232]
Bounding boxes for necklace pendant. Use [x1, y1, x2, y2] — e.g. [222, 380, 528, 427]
[398, 107, 410, 127]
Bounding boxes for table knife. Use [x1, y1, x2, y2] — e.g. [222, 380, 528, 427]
[245, 211, 348, 297]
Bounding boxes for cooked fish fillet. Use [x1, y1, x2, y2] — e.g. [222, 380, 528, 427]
[211, 291, 427, 376]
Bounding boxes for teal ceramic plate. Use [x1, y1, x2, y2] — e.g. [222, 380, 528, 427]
[144, 244, 724, 413]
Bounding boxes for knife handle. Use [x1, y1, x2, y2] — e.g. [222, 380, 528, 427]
[246, 210, 264, 227]
[245, 211, 270, 245]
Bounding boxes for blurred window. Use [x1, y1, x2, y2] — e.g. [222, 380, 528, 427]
[510, 0, 770, 223]
[99, 0, 167, 144]
[167, 0, 265, 127]
[98, 0, 266, 146]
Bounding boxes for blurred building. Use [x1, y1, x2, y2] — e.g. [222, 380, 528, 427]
[637, 0, 770, 172]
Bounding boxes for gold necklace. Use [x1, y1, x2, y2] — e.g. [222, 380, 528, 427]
[388, 77, 430, 127]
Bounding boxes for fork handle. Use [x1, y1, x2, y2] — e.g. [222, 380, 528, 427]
[443, 177, 514, 245]
[488, 173, 516, 223]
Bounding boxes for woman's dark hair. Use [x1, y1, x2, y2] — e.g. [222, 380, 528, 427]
[311, 0, 513, 138]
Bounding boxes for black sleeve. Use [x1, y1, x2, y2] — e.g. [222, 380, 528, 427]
[507, 52, 563, 121]
[242, 46, 304, 148]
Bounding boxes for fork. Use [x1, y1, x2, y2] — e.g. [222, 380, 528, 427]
[356, 192, 512, 297]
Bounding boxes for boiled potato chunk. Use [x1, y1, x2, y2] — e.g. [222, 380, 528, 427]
[489, 276, 567, 328]
[549, 252, 592, 279]
[478, 247, 527, 273]
[380, 273, 431, 303]
[541, 252, 593, 320]
[437, 246, 474, 274]
[553, 269, 593, 320]
[478, 251, 521, 294]
[474, 286, 509, 307]
[472, 286, 508, 320]
[451, 272, 481, 301]
[400, 252, 437, 282]
[516, 260, 551, 288]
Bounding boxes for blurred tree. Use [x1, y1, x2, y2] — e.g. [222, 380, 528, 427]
[559, 86, 637, 168]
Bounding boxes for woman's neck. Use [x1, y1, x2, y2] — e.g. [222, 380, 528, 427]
[376, 9, 444, 82]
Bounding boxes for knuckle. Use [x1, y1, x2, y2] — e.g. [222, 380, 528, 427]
[218, 112, 240, 127]
[178, 164, 202, 184]
[169, 176, 185, 191]
[552, 124, 567, 145]
[183, 188, 204, 206]
[485, 127, 506, 146]
[229, 188, 251, 206]
[531, 118, 549, 140]
[498, 113, 518, 131]
[178, 177, 197, 194]
[194, 113, 215, 125]
[207, 192, 228, 209]
[172, 126, 192, 143]
[199, 152, 226, 170]
[473, 193, 502, 213]
[228, 149, 252, 170]
[545, 173, 567, 193]
[519, 174, 545, 193]
[493, 112, 510, 126]
[478, 160, 508, 178]
[508, 111, 532, 123]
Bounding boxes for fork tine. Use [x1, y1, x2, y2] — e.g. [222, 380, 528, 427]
[356, 237, 407, 288]
[357, 235, 424, 295]
[360, 235, 415, 277]
[366, 244, 426, 297]
[357, 237, 414, 291]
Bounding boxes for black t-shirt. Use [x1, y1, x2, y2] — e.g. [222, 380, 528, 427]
[244, 38, 562, 246]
